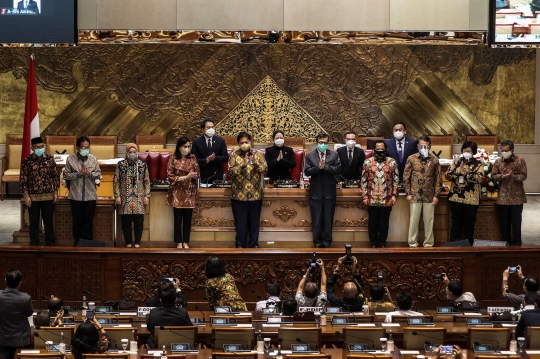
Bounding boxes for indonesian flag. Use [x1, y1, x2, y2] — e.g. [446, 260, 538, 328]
[21, 54, 40, 163]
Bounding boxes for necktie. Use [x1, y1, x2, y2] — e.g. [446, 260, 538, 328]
[207, 139, 212, 153]
[398, 141, 403, 162]
[348, 150, 353, 164]
[320, 152, 325, 163]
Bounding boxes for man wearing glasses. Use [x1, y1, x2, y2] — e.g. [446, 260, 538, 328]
[304, 133, 341, 248]
[63, 136, 102, 246]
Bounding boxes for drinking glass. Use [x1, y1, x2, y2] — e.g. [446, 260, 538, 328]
[121, 339, 129, 352]
[517, 337, 525, 353]
[511, 313, 517, 325]
[45, 341, 53, 351]
[314, 312, 321, 326]
[264, 338, 271, 350]
[380, 338, 388, 352]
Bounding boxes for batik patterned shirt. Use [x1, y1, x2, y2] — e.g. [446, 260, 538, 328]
[228, 149, 267, 201]
[20, 153, 59, 201]
[492, 154, 527, 205]
[445, 158, 484, 206]
[63, 153, 101, 201]
[205, 273, 248, 312]
[361, 157, 399, 206]
[165, 155, 200, 209]
[113, 159, 150, 215]
[403, 153, 442, 202]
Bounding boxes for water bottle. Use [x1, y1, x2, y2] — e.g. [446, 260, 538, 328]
[362, 297, 369, 315]
[387, 330, 395, 352]
[276, 344, 283, 359]
[257, 330, 264, 352]
[509, 331, 518, 352]
[161, 345, 167, 359]
[82, 295, 87, 309]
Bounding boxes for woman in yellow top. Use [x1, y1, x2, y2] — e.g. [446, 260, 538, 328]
[205, 256, 247, 312]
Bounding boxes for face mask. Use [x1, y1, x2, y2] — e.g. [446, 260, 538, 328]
[274, 139, 284, 147]
[127, 153, 138, 161]
[462, 152, 472, 160]
[239, 143, 251, 152]
[502, 151, 512, 160]
[346, 140, 356, 149]
[34, 148, 45, 157]
[375, 150, 386, 158]
[317, 143, 327, 153]
[393, 131, 404, 140]
[180, 148, 191, 156]
[420, 148, 429, 158]
[79, 149, 89, 157]
[205, 128, 215, 137]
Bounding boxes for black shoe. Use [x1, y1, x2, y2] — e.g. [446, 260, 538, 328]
[251, 245, 260, 248]
[316, 244, 325, 248]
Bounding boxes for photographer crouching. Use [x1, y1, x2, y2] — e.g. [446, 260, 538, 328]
[327, 254, 364, 311]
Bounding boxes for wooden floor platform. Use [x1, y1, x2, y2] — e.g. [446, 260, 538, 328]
[1, 246, 537, 311]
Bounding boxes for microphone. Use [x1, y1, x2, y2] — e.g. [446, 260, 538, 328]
[334, 173, 347, 183]
[205, 341, 215, 349]
[193, 305, 206, 323]
[335, 331, 375, 349]
[82, 290, 108, 303]
[35, 326, 72, 342]
[210, 336, 251, 350]
[296, 337, 319, 350]
[412, 331, 444, 345]
[250, 289, 264, 300]
[415, 306, 433, 319]
[474, 338, 500, 353]
[200, 171, 217, 187]
[159, 326, 196, 346]
[74, 339, 114, 357]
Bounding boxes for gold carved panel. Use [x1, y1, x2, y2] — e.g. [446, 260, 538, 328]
[272, 205, 298, 222]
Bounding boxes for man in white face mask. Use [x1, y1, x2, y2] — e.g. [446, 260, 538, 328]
[336, 131, 365, 181]
[191, 119, 229, 185]
[492, 140, 527, 246]
[384, 122, 418, 183]
[403, 136, 442, 248]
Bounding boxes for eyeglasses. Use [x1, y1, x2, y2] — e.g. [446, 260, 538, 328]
[317, 142, 328, 145]
[80, 146, 90, 150]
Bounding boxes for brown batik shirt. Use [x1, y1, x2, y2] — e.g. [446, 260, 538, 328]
[403, 153, 443, 203]
[492, 154, 527, 205]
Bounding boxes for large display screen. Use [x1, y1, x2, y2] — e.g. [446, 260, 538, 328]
[490, 0, 540, 46]
[0, 0, 77, 44]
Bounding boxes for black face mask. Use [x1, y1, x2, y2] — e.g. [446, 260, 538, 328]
[375, 150, 386, 159]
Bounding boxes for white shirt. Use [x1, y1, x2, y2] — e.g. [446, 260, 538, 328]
[255, 296, 281, 311]
[384, 309, 423, 323]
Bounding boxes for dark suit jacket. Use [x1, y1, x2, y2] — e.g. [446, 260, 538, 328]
[337, 146, 365, 180]
[384, 137, 418, 181]
[327, 273, 365, 312]
[304, 149, 341, 200]
[516, 308, 540, 337]
[264, 145, 296, 181]
[146, 290, 187, 308]
[0, 287, 34, 347]
[146, 306, 192, 348]
[17, 0, 38, 12]
[191, 135, 229, 183]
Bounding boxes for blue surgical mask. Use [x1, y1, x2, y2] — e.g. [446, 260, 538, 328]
[79, 149, 90, 157]
[317, 144, 327, 153]
[34, 148, 45, 157]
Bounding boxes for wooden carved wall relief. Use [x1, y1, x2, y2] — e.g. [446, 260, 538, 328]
[0, 45, 534, 144]
[122, 258, 461, 302]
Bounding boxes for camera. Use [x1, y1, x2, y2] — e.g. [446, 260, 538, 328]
[165, 277, 175, 282]
[86, 310, 94, 320]
[377, 272, 384, 283]
[310, 252, 317, 268]
[433, 274, 443, 280]
[440, 345, 454, 354]
[509, 266, 518, 274]
[343, 244, 354, 265]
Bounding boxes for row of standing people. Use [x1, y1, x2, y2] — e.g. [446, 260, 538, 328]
[20, 120, 526, 248]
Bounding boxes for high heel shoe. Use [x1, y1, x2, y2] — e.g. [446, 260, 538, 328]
[182, 243, 189, 249]
[176, 243, 182, 248]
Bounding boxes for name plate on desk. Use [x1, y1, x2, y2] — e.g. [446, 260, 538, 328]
[298, 307, 324, 312]
[487, 307, 513, 313]
[211, 317, 236, 326]
[138, 307, 155, 317]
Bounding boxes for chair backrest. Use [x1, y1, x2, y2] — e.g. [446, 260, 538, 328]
[96, 315, 134, 324]
[212, 354, 257, 359]
[495, 23, 514, 35]
[224, 137, 237, 147]
[88, 136, 118, 159]
[346, 355, 392, 359]
[211, 327, 254, 351]
[403, 327, 446, 350]
[358, 137, 383, 150]
[138, 152, 171, 181]
[277, 327, 322, 350]
[527, 326, 540, 348]
[453, 314, 490, 322]
[17, 354, 64, 359]
[102, 327, 137, 349]
[6, 134, 24, 171]
[428, 136, 453, 159]
[284, 137, 305, 149]
[343, 327, 386, 349]
[466, 135, 498, 152]
[222, 148, 234, 179]
[140, 355, 186, 359]
[82, 355, 129, 359]
[32, 327, 75, 348]
[284, 355, 330, 359]
[529, 24, 540, 35]
[290, 149, 305, 181]
[155, 326, 197, 347]
[136, 135, 166, 152]
[209, 315, 252, 323]
[468, 328, 511, 350]
[46, 136, 76, 156]
[391, 315, 432, 323]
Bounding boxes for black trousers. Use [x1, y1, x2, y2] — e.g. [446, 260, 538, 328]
[70, 200, 96, 243]
[499, 204, 523, 246]
[449, 201, 479, 244]
[0, 344, 29, 359]
[121, 214, 144, 245]
[173, 208, 193, 243]
[28, 199, 55, 246]
[309, 198, 336, 247]
[231, 199, 262, 248]
[367, 206, 392, 247]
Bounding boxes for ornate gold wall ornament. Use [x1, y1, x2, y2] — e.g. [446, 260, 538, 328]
[215, 76, 326, 143]
[336, 201, 366, 210]
[333, 217, 369, 227]
[262, 200, 276, 207]
[294, 200, 310, 208]
[272, 205, 298, 222]
[295, 219, 312, 227]
[192, 200, 235, 227]
[260, 219, 275, 227]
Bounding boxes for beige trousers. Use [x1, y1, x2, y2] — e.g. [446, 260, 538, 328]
[408, 202, 435, 247]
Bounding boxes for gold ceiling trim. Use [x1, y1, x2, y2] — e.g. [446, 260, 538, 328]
[76, 30, 486, 45]
[216, 75, 327, 143]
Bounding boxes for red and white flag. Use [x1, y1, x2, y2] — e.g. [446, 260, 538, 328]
[21, 54, 40, 164]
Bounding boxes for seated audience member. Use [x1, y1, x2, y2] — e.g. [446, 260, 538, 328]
[48, 295, 64, 313]
[71, 317, 109, 359]
[502, 265, 540, 309]
[368, 283, 394, 312]
[295, 259, 327, 307]
[205, 256, 248, 311]
[516, 294, 540, 338]
[327, 256, 364, 311]
[443, 273, 476, 302]
[281, 296, 298, 316]
[146, 285, 192, 348]
[255, 284, 281, 311]
[146, 278, 187, 308]
[384, 291, 422, 322]
[34, 310, 52, 328]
